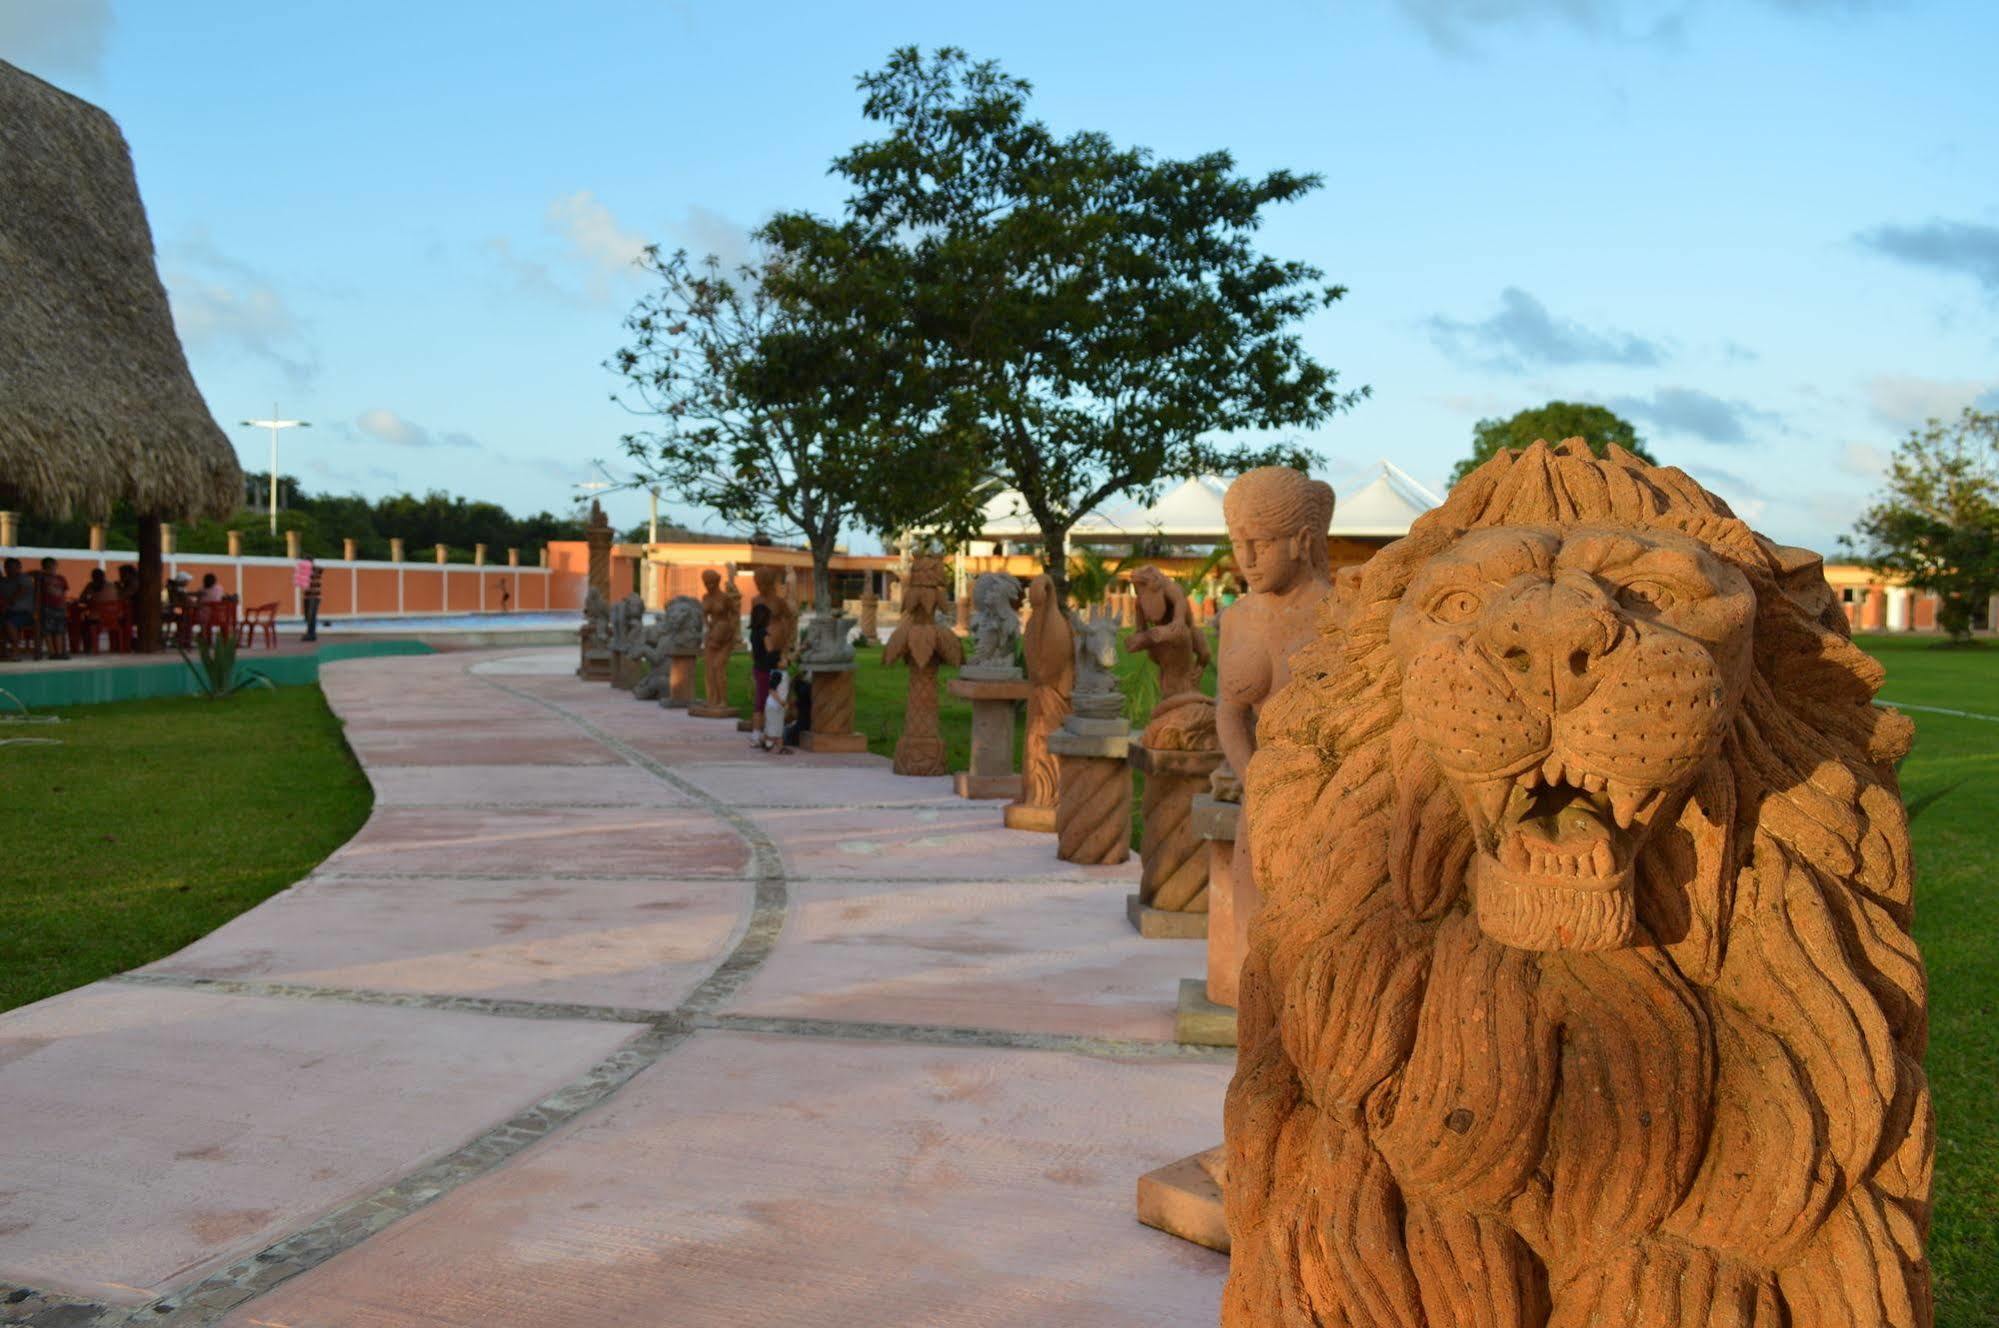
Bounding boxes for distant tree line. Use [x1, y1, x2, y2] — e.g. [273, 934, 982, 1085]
[15, 475, 585, 563]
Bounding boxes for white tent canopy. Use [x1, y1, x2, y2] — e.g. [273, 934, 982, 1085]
[970, 462, 1440, 547]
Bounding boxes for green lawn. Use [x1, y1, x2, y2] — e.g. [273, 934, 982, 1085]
[1854, 636, 1998, 1324]
[0, 686, 373, 1013]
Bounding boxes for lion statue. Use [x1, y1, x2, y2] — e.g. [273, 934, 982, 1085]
[1225, 440, 1930, 1327]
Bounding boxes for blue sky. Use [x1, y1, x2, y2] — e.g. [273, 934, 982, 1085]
[8, 0, 1995, 553]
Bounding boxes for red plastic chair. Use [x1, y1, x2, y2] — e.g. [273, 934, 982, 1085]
[235, 602, 278, 649]
[89, 600, 130, 653]
[192, 599, 238, 646]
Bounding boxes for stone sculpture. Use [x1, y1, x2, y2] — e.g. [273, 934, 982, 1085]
[752, 565, 798, 661]
[650, 593, 705, 707]
[1004, 574, 1073, 831]
[631, 620, 668, 699]
[1210, 465, 1336, 1006]
[1126, 694, 1223, 938]
[1048, 608, 1131, 864]
[857, 583, 881, 644]
[964, 572, 1024, 678]
[1138, 464, 1334, 1252]
[690, 566, 741, 718]
[883, 554, 963, 775]
[1223, 440, 1931, 1326]
[1126, 565, 1211, 699]
[797, 607, 868, 752]
[576, 586, 611, 681]
[608, 591, 647, 689]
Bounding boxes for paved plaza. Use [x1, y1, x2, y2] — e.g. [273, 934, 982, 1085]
[0, 648, 1230, 1327]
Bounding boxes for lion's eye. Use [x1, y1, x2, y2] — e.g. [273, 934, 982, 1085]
[1619, 579, 1678, 612]
[1428, 589, 1483, 624]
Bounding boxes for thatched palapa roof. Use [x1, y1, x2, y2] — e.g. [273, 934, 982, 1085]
[0, 58, 241, 521]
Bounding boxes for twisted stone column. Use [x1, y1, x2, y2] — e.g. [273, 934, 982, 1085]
[1049, 717, 1131, 866]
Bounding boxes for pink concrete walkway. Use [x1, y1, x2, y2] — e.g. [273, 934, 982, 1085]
[0, 648, 1228, 1327]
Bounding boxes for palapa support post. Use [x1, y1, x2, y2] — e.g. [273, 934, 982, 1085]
[135, 513, 163, 652]
[160, 523, 175, 555]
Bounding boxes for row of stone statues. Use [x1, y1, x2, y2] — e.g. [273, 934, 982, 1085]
[574, 455, 1934, 1326]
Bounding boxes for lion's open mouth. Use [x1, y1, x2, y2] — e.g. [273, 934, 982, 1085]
[1462, 759, 1672, 894]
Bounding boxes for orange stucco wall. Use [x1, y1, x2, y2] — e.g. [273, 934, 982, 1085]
[4, 547, 559, 619]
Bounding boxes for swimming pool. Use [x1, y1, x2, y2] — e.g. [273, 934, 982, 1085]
[323, 611, 576, 633]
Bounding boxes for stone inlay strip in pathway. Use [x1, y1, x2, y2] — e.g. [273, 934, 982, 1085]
[2, 665, 791, 1328]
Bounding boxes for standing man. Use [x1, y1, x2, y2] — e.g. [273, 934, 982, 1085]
[36, 556, 70, 660]
[296, 554, 323, 643]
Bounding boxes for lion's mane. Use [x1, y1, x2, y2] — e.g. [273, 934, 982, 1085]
[1224, 440, 1931, 1327]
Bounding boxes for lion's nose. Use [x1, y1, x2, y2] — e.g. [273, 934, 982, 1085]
[1484, 576, 1622, 712]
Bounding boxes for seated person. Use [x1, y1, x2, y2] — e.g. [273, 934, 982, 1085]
[0, 557, 32, 659]
[36, 557, 69, 660]
[198, 573, 225, 604]
[114, 564, 139, 604]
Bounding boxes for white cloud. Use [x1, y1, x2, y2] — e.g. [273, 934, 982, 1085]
[664, 204, 755, 272]
[1863, 373, 1999, 431]
[1837, 441, 1893, 480]
[164, 235, 319, 388]
[547, 190, 648, 296]
[0, 0, 112, 78]
[354, 409, 479, 450]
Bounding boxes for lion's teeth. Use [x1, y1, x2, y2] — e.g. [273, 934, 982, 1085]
[1499, 835, 1530, 871]
[1608, 782, 1644, 829]
[1591, 839, 1615, 876]
[1541, 755, 1564, 786]
[1580, 772, 1606, 794]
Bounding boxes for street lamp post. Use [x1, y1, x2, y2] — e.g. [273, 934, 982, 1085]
[240, 405, 311, 536]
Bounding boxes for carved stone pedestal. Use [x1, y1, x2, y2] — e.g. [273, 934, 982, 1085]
[660, 654, 696, 709]
[1128, 743, 1224, 939]
[802, 663, 868, 753]
[947, 672, 1030, 799]
[1048, 718, 1132, 865]
[1003, 802, 1057, 832]
[578, 647, 610, 682]
[688, 702, 736, 720]
[1136, 1145, 1228, 1253]
[1179, 792, 1242, 1045]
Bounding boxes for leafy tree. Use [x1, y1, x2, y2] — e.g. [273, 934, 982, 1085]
[1451, 401, 1655, 486]
[762, 47, 1364, 610]
[1843, 407, 1999, 644]
[609, 245, 967, 611]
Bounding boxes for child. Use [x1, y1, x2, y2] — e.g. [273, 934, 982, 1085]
[759, 666, 792, 754]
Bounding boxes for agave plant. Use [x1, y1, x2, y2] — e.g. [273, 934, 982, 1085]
[179, 631, 273, 699]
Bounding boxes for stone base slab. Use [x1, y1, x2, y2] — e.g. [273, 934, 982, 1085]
[1047, 729, 1131, 760]
[954, 771, 1022, 800]
[947, 675, 1031, 700]
[1136, 1146, 1229, 1253]
[1175, 977, 1237, 1047]
[1126, 894, 1209, 940]
[687, 704, 737, 720]
[801, 730, 869, 753]
[1190, 792, 1240, 842]
[1003, 802, 1056, 833]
